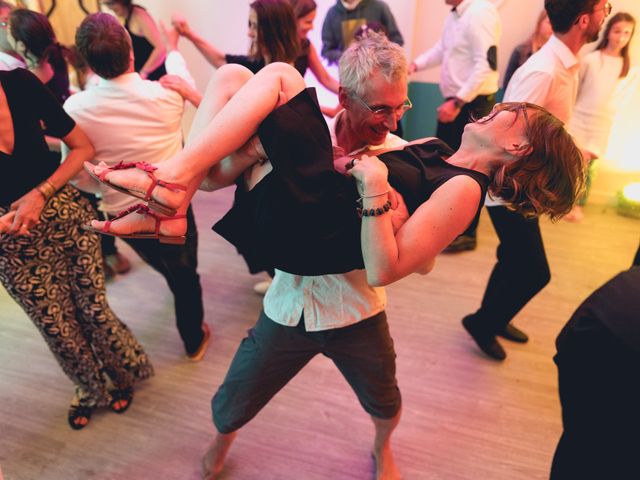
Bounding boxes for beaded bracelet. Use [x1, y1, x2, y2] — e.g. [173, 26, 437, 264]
[357, 199, 392, 218]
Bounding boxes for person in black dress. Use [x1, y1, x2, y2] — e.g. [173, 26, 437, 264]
[7, 8, 69, 103]
[551, 265, 640, 479]
[84, 59, 584, 282]
[101, 0, 166, 80]
[0, 68, 153, 430]
[171, 0, 300, 74]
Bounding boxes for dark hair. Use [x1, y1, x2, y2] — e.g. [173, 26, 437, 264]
[354, 21, 388, 40]
[76, 12, 131, 79]
[9, 9, 69, 74]
[288, 0, 316, 19]
[107, 0, 133, 11]
[595, 12, 636, 78]
[545, 0, 599, 34]
[488, 104, 585, 221]
[250, 0, 299, 64]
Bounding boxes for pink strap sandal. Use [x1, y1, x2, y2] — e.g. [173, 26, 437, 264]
[84, 161, 186, 216]
[82, 204, 187, 245]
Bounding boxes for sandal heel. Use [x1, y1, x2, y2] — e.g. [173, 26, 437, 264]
[159, 235, 186, 245]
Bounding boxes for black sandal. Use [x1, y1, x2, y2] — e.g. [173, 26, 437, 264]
[109, 387, 133, 414]
[68, 404, 93, 430]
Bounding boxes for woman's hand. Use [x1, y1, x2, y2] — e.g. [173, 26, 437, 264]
[159, 20, 180, 52]
[5, 189, 46, 236]
[171, 13, 193, 39]
[346, 154, 389, 197]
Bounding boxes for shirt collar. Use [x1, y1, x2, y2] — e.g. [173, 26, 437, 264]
[97, 71, 144, 87]
[546, 34, 580, 71]
[453, 0, 473, 16]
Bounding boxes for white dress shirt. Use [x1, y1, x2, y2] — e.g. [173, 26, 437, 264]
[63, 51, 195, 213]
[486, 34, 579, 207]
[413, 0, 500, 102]
[263, 109, 406, 331]
[568, 51, 623, 158]
[0, 52, 25, 71]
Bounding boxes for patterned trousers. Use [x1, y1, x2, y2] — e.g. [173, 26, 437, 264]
[0, 185, 153, 407]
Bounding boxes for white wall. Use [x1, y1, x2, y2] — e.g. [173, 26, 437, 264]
[137, 0, 640, 100]
[137, 0, 640, 198]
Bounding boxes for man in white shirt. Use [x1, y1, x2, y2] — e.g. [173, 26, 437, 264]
[63, 13, 210, 361]
[206, 33, 407, 480]
[462, 0, 611, 361]
[0, 1, 25, 71]
[409, 0, 501, 252]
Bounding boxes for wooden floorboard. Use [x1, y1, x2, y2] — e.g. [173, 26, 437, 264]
[0, 187, 637, 480]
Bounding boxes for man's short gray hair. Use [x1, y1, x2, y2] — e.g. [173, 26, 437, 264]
[339, 31, 407, 98]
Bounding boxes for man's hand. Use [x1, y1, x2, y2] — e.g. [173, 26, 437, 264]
[437, 99, 462, 123]
[407, 62, 418, 75]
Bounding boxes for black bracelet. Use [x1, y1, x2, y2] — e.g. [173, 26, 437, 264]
[357, 200, 392, 218]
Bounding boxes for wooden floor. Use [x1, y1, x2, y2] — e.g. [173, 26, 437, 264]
[0, 188, 637, 480]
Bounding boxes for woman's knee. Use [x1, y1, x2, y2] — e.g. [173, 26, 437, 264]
[259, 62, 306, 94]
[208, 63, 254, 96]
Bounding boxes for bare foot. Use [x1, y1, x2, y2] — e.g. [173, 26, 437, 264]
[373, 445, 401, 480]
[202, 432, 237, 479]
[90, 205, 187, 237]
[89, 162, 186, 211]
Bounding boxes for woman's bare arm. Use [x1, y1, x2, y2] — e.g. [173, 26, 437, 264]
[134, 8, 167, 78]
[350, 155, 481, 286]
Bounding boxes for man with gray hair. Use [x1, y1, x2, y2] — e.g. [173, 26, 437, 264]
[0, 1, 25, 70]
[205, 32, 407, 480]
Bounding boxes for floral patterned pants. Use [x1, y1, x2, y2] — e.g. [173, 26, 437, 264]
[0, 185, 153, 407]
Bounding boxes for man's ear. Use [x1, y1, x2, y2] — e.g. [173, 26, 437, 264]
[574, 12, 590, 31]
[338, 86, 350, 109]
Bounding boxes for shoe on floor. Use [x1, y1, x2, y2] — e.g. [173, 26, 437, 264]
[442, 234, 477, 253]
[68, 400, 93, 430]
[253, 279, 272, 296]
[109, 386, 133, 414]
[462, 315, 506, 361]
[498, 323, 529, 343]
[104, 252, 132, 275]
[186, 323, 211, 362]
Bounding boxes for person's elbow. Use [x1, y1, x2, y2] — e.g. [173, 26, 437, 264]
[366, 269, 394, 287]
[416, 257, 436, 276]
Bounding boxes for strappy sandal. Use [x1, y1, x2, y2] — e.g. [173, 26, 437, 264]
[109, 386, 134, 414]
[68, 403, 93, 430]
[82, 204, 187, 245]
[84, 161, 186, 216]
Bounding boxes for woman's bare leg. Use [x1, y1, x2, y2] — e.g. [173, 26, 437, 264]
[90, 62, 306, 235]
[92, 62, 306, 210]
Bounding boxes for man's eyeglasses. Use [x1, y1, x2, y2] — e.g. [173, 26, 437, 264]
[593, 2, 613, 17]
[350, 91, 412, 120]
